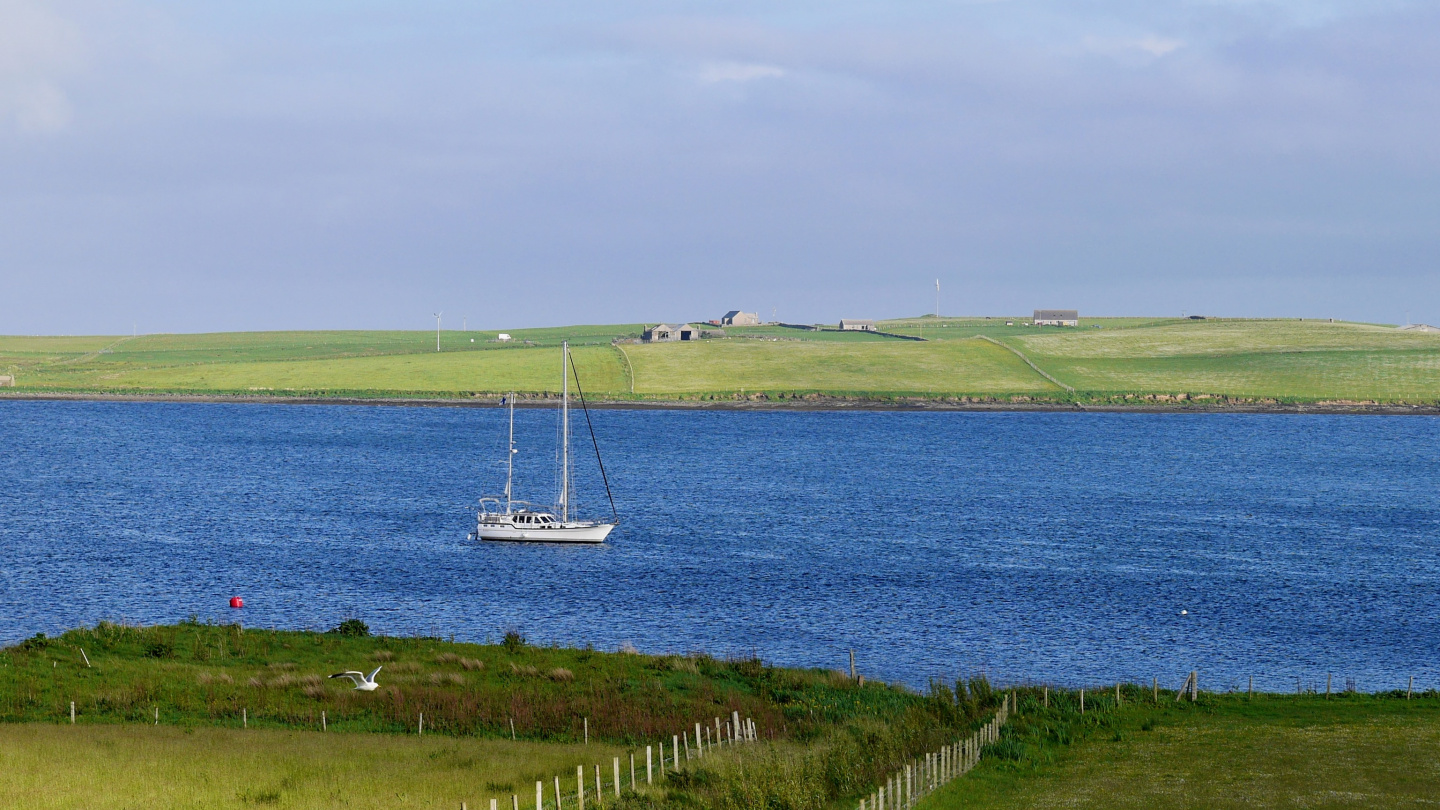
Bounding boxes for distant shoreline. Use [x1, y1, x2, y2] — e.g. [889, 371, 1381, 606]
[3, 391, 1438, 415]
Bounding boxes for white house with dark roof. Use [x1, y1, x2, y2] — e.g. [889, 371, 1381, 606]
[1033, 309, 1079, 327]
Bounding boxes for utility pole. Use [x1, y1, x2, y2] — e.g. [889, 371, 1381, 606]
[935, 279, 940, 318]
[434, 312, 442, 351]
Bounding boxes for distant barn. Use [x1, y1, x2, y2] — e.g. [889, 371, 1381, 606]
[839, 319, 876, 332]
[644, 324, 701, 342]
[721, 311, 759, 326]
[1033, 310, 1078, 327]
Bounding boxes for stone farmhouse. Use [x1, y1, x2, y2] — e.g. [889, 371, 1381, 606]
[643, 324, 701, 342]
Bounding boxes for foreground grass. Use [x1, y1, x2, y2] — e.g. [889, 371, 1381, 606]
[0, 723, 629, 810]
[3, 317, 1439, 404]
[923, 690, 1440, 810]
[1, 623, 1003, 809]
[2, 623, 923, 740]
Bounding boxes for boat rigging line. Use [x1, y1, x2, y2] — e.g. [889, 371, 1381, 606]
[567, 350, 619, 522]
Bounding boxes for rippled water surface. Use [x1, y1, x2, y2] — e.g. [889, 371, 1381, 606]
[2, 401, 1437, 690]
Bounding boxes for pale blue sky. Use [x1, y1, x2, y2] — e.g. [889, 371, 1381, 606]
[1, 1, 1436, 333]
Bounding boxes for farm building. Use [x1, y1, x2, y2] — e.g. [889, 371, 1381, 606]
[644, 323, 701, 342]
[839, 319, 876, 331]
[1033, 310, 1079, 327]
[721, 311, 760, 326]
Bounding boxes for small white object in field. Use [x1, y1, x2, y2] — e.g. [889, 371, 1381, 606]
[1180, 610, 1188, 615]
[329, 666, 383, 691]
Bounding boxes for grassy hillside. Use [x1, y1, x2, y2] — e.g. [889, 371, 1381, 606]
[8, 626, 1439, 809]
[0, 622, 995, 809]
[625, 338, 1056, 396]
[3, 317, 1439, 404]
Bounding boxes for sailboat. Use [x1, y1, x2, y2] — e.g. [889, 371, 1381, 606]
[471, 341, 618, 543]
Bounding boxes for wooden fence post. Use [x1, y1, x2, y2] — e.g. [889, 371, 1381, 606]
[536, 781, 543, 810]
[577, 765, 585, 810]
[646, 746, 653, 784]
[1408, 676, 1414, 700]
[613, 757, 621, 797]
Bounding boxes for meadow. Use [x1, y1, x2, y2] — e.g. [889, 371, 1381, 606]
[2, 317, 1439, 404]
[920, 689, 1440, 810]
[0, 622, 994, 809]
[7, 624, 1438, 809]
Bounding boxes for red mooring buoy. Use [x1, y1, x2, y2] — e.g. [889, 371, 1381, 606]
[229, 596, 244, 609]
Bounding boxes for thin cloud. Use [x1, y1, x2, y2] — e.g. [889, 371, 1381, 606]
[698, 61, 785, 83]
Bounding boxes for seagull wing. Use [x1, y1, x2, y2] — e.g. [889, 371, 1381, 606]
[366, 665, 383, 683]
[329, 671, 364, 686]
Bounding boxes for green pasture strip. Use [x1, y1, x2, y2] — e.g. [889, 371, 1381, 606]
[1004, 319, 1440, 401]
[1037, 350, 1440, 402]
[1010, 319, 1433, 361]
[625, 338, 1060, 395]
[921, 690, 1440, 810]
[0, 723, 631, 810]
[6, 319, 1440, 403]
[7, 344, 629, 395]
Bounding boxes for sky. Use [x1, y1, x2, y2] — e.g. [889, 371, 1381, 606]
[1, 0, 1437, 334]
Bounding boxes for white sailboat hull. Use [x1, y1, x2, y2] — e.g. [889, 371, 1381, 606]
[475, 522, 616, 544]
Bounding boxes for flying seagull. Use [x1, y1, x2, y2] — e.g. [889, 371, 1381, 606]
[329, 665, 383, 691]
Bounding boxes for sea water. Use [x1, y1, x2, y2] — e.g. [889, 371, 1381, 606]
[1, 400, 1436, 691]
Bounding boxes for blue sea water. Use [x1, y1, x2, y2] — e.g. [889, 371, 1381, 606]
[1, 400, 1437, 692]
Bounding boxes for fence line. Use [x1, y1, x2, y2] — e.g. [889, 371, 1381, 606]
[482, 709, 760, 810]
[858, 694, 1012, 810]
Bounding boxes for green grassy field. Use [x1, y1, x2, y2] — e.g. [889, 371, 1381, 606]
[7, 627, 1438, 808]
[624, 338, 1055, 396]
[0, 723, 630, 810]
[3, 317, 1438, 404]
[922, 690, 1440, 810]
[0, 623, 991, 809]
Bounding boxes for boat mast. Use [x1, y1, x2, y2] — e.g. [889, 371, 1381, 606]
[504, 391, 515, 513]
[560, 342, 570, 522]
